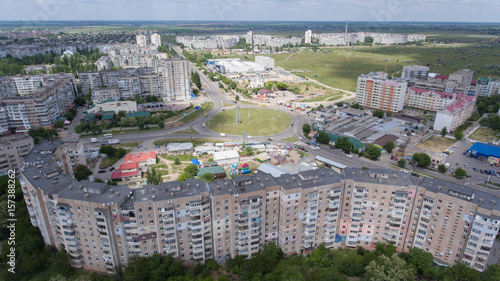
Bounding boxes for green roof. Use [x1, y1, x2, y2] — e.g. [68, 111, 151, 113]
[85, 114, 96, 120]
[127, 111, 151, 118]
[102, 111, 115, 120]
[197, 166, 226, 177]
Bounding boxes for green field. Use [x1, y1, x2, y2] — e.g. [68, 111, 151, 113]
[415, 136, 456, 153]
[207, 108, 291, 136]
[269, 44, 500, 91]
[469, 127, 500, 143]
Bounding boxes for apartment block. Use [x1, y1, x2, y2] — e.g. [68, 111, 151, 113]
[433, 96, 476, 132]
[136, 34, 148, 47]
[22, 143, 500, 274]
[0, 134, 33, 175]
[355, 72, 408, 112]
[404, 87, 461, 112]
[0, 79, 76, 134]
[401, 65, 429, 80]
[304, 30, 312, 44]
[155, 58, 190, 101]
[151, 33, 161, 47]
[96, 56, 112, 71]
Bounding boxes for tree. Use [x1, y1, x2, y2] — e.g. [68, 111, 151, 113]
[351, 103, 363, 109]
[455, 130, 464, 140]
[184, 164, 199, 178]
[55, 119, 65, 128]
[454, 167, 467, 178]
[158, 121, 165, 129]
[244, 146, 255, 156]
[264, 81, 274, 90]
[191, 71, 202, 89]
[235, 95, 240, 101]
[201, 172, 215, 183]
[386, 111, 392, 117]
[412, 152, 431, 167]
[407, 248, 438, 279]
[365, 253, 415, 281]
[275, 82, 288, 91]
[373, 110, 384, 118]
[364, 144, 382, 160]
[230, 81, 237, 89]
[174, 158, 181, 165]
[74, 165, 92, 181]
[74, 96, 86, 106]
[441, 126, 448, 136]
[397, 159, 406, 168]
[146, 168, 162, 185]
[316, 131, 330, 144]
[335, 136, 352, 153]
[302, 123, 311, 135]
[383, 142, 395, 153]
[438, 164, 447, 173]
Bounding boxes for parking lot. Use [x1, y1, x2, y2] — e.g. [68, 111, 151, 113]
[444, 138, 500, 185]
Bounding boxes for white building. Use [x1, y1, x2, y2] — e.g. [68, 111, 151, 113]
[433, 96, 476, 132]
[255, 56, 275, 69]
[151, 33, 161, 46]
[91, 88, 121, 103]
[213, 150, 240, 167]
[155, 58, 190, 101]
[305, 30, 312, 44]
[87, 100, 137, 114]
[136, 34, 147, 47]
[207, 58, 265, 74]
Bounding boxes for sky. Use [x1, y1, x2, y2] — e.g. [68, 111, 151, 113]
[0, 0, 499, 22]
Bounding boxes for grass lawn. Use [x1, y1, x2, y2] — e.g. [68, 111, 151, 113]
[238, 100, 258, 106]
[282, 136, 298, 142]
[180, 102, 213, 124]
[302, 93, 343, 102]
[173, 127, 199, 135]
[415, 136, 457, 153]
[273, 44, 500, 91]
[100, 149, 131, 166]
[111, 142, 141, 148]
[207, 108, 291, 136]
[469, 127, 500, 143]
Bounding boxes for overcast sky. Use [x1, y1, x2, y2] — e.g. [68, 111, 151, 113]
[1, 0, 499, 22]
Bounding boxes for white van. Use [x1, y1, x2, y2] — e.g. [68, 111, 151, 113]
[220, 133, 227, 137]
[103, 134, 112, 138]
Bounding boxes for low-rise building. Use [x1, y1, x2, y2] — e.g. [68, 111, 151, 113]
[166, 143, 194, 155]
[197, 166, 226, 179]
[87, 100, 137, 114]
[123, 151, 156, 169]
[213, 150, 240, 167]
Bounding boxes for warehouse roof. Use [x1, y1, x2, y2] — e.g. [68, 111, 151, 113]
[468, 142, 500, 158]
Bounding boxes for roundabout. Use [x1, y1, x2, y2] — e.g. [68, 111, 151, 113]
[206, 107, 292, 136]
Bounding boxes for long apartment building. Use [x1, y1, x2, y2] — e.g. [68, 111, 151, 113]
[21, 143, 500, 274]
[0, 134, 33, 176]
[0, 78, 76, 134]
[80, 58, 190, 101]
[355, 71, 408, 112]
[404, 87, 463, 112]
[0, 73, 76, 96]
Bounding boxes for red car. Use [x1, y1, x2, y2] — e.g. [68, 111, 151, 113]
[393, 157, 398, 161]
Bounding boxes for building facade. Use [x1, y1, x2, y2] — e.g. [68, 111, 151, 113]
[355, 72, 408, 112]
[0, 134, 33, 175]
[22, 143, 500, 274]
[401, 65, 429, 80]
[433, 96, 476, 132]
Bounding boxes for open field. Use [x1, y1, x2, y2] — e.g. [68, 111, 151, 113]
[269, 44, 500, 91]
[207, 108, 291, 136]
[469, 127, 500, 143]
[415, 136, 456, 153]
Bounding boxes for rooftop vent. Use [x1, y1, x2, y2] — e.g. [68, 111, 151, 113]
[256, 178, 260, 181]
[152, 195, 156, 200]
[84, 193, 90, 198]
[170, 192, 174, 197]
[492, 200, 496, 205]
[115, 192, 120, 197]
[196, 183, 199, 187]
[479, 198, 484, 204]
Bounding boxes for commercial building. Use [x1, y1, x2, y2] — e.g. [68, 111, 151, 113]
[255, 56, 275, 69]
[22, 143, 500, 273]
[123, 151, 156, 169]
[355, 71, 408, 112]
[0, 134, 33, 175]
[213, 150, 240, 167]
[401, 65, 429, 80]
[433, 96, 476, 132]
[467, 143, 500, 161]
[206, 59, 265, 74]
[87, 100, 137, 114]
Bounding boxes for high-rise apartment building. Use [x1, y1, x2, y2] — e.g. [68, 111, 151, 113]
[22, 142, 500, 274]
[136, 34, 147, 47]
[0, 79, 76, 134]
[96, 56, 112, 71]
[155, 58, 190, 101]
[355, 72, 408, 112]
[151, 33, 161, 46]
[401, 65, 429, 80]
[305, 30, 312, 44]
[0, 134, 33, 175]
[449, 69, 473, 87]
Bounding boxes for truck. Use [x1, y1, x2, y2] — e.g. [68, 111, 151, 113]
[91, 138, 99, 143]
[108, 139, 120, 144]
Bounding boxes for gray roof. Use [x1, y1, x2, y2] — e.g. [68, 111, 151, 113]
[56, 181, 131, 205]
[343, 168, 416, 187]
[257, 163, 290, 177]
[23, 141, 62, 164]
[133, 178, 209, 203]
[208, 174, 279, 197]
[419, 177, 500, 213]
[276, 169, 343, 191]
[315, 156, 348, 169]
[167, 142, 193, 152]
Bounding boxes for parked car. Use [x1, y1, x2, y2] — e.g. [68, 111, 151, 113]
[109, 167, 115, 171]
[99, 166, 108, 169]
[98, 170, 106, 173]
[473, 168, 478, 172]
[480, 169, 485, 174]
[137, 144, 143, 148]
[268, 138, 273, 141]
[411, 172, 420, 177]
[393, 157, 398, 161]
[464, 163, 469, 168]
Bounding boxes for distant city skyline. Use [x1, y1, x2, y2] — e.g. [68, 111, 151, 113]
[1, 0, 499, 23]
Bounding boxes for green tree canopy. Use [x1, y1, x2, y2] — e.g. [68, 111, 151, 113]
[384, 142, 395, 153]
[201, 172, 215, 183]
[302, 123, 311, 134]
[454, 167, 467, 178]
[364, 144, 382, 160]
[397, 158, 407, 168]
[335, 136, 352, 153]
[365, 253, 415, 281]
[317, 131, 330, 144]
[412, 152, 431, 167]
[441, 126, 448, 136]
[373, 110, 384, 118]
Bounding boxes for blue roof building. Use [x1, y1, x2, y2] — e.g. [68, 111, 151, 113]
[468, 143, 500, 159]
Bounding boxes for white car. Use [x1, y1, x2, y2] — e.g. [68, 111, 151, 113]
[452, 144, 460, 148]
[346, 154, 353, 158]
[247, 135, 253, 139]
[202, 123, 205, 127]
[309, 146, 316, 150]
